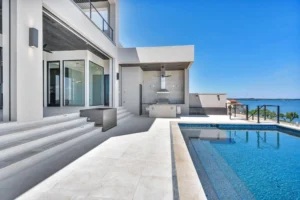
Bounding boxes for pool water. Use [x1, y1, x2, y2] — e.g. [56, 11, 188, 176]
[180, 125, 300, 200]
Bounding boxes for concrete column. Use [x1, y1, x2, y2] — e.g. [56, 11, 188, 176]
[43, 56, 47, 107]
[114, 59, 119, 108]
[109, 3, 119, 46]
[2, 0, 10, 121]
[184, 68, 190, 115]
[6, 0, 43, 122]
[60, 60, 63, 107]
[109, 58, 113, 107]
[85, 55, 89, 107]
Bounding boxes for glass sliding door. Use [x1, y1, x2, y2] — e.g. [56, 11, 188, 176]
[64, 60, 85, 106]
[47, 61, 61, 106]
[89, 61, 104, 106]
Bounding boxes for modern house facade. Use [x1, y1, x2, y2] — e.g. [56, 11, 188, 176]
[0, 0, 195, 123]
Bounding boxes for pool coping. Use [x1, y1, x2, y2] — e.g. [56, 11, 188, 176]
[170, 121, 207, 200]
[170, 120, 300, 200]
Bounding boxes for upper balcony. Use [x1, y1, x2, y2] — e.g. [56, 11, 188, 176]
[72, 0, 114, 42]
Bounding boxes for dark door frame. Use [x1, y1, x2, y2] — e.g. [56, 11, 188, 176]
[104, 74, 110, 106]
[139, 84, 142, 115]
[47, 61, 61, 107]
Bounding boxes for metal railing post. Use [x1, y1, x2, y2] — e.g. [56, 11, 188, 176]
[277, 106, 280, 124]
[229, 106, 232, 120]
[264, 105, 266, 120]
[246, 105, 249, 120]
[234, 106, 236, 117]
[89, 0, 92, 19]
[257, 106, 260, 123]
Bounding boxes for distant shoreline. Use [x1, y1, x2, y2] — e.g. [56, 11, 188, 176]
[228, 98, 300, 100]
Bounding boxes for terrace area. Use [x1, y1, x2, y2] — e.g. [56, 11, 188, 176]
[17, 115, 299, 200]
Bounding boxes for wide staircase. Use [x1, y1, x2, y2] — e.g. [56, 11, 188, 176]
[0, 106, 133, 199]
[117, 106, 134, 123]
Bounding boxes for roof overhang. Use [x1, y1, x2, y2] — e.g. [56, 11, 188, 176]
[118, 45, 194, 70]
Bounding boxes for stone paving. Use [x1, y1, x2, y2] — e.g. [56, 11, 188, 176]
[17, 115, 298, 200]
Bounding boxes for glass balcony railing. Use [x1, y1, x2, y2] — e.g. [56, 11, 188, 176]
[72, 0, 114, 42]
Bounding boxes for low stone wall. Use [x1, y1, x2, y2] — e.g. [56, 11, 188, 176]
[189, 107, 227, 115]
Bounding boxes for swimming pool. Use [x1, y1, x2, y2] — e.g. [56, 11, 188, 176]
[179, 124, 300, 200]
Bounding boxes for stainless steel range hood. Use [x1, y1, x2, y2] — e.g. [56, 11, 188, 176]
[157, 66, 170, 94]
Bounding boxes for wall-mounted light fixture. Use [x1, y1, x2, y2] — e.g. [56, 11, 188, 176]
[29, 28, 38, 48]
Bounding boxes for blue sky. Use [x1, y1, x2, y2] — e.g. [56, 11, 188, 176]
[119, 0, 300, 98]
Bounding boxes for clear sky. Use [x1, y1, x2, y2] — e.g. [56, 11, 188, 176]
[119, 0, 300, 99]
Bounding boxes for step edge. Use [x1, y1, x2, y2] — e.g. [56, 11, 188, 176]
[0, 123, 95, 160]
[0, 127, 101, 181]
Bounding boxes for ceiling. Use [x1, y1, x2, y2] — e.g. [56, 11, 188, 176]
[43, 12, 109, 60]
[121, 62, 191, 71]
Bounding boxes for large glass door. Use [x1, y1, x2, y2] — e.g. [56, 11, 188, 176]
[47, 61, 60, 107]
[89, 61, 104, 106]
[64, 60, 85, 106]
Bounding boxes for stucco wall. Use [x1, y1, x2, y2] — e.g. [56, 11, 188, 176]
[190, 93, 227, 108]
[121, 67, 143, 115]
[14, 0, 43, 122]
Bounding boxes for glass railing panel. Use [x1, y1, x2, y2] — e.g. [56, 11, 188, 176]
[72, 0, 114, 42]
[91, 6, 104, 32]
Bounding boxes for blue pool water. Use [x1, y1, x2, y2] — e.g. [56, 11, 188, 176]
[180, 124, 300, 200]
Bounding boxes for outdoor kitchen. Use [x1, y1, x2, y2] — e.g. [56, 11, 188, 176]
[121, 64, 190, 118]
[144, 66, 184, 118]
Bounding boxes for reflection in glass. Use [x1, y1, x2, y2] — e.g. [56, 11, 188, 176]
[48, 62, 60, 106]
[89, 61, 104, 106]
[64, 61, 85, 106]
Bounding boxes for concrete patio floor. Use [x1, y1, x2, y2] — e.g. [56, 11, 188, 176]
[17, 115, 275, 200]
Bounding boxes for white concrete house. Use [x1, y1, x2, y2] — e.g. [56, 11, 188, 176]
[0, 0, 195, 123]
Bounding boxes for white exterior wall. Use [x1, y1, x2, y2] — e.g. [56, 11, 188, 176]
[121, 67, 143, 115]
[6, 0, 44, 122]
[189, 93, 227, 108]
